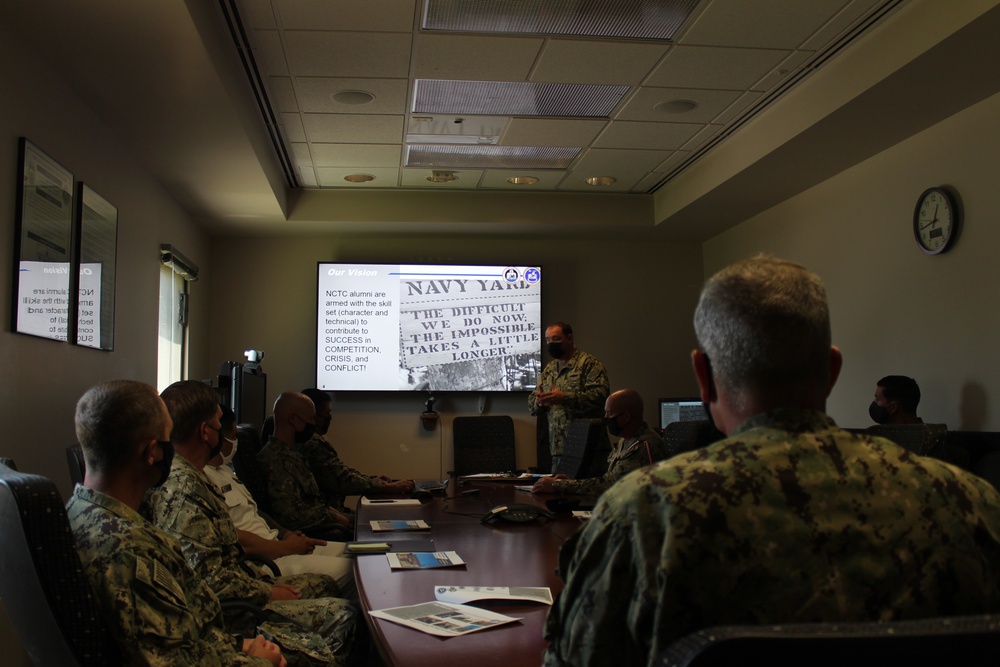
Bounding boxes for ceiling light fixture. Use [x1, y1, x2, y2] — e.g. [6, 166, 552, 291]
[332, 90, 376, 105]
[507, 176, 539, 185]
[427, 170, 459, 183]
[585, 176, 616, 186]
[655, 99, 699, 114]
[343, 174, 375, 183]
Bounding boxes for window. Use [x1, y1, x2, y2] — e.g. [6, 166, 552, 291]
[157, 245, 198, 392]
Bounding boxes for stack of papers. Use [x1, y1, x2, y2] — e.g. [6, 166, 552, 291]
[387, 551, 465, 569]
[370, 602, 520, 637]
[370, 519, 430, 532]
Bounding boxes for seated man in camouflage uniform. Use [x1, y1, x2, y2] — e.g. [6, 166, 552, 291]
[205, 404, 356, 597]
[299, 388, 414, 518]
[528, 322, 610, 471]
[258, 392, 352, 540]
[544, 256, 1000, 667]
[149, 381, 359, 666]
[531, 388, 668, 497]
[67, 379, 285, 665]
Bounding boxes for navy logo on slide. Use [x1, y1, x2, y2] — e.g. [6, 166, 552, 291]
[524, 267, 540, 284]
[503, 267, 519, 283]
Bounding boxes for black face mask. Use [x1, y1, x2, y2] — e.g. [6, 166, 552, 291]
[153, 440, 174, 487]
[316, 414, 332, 436]
[869, 401, 890, 424]
[294, 422, 316, 445]
[604, 414, 626, 437]
[205, 423, 224, 460]
[547, 342, 566, 359]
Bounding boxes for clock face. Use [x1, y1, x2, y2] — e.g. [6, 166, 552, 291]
[913, 187, 957, 255]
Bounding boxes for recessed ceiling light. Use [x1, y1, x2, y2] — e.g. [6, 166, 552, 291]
[343, 174, 375, 183]
[655, 99, 699, 114]
[507, 176, 539, 185]
[427, 170, 458, 183]
[332, 90, 376, 105]
[585, 176, 616, 186]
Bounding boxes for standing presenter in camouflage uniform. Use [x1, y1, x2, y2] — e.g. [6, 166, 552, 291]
[544, 256, 1000, 667]
[67, 379, 286, 665]
[149, 380, 359, 667]
[528, 322, 609, 470]
[532, 388, 667, 497]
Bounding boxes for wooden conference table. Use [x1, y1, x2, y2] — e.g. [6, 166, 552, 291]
[353, 479, 584, 667]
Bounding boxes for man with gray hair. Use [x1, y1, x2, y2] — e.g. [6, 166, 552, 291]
[543, 255, 1000, 667]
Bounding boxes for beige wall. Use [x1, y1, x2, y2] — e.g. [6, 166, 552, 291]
[209, 235, 704, 478]
[703, 90, 1000, 432]
[0, 22, 212, 664]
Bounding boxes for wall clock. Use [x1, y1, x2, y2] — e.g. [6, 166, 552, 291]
[913, 186, 959, 255]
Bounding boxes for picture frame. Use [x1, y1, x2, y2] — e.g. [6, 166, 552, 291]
[75, 183, 118, 350]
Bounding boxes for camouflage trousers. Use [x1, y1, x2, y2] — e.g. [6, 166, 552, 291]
[263, 596, 360, 667]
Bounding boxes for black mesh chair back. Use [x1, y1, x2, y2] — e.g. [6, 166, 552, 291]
[553, 418, 605, 479]
[867, 423, 947, 457]
[453, 415, 517, 476]
[66, 443, 86, 487]
[664, 614, 1000, 667]
[535, 411, 552, 474]
[0, 462, 122, 666]
[661, 419, 721, 459]
[233, 423, 272, 514]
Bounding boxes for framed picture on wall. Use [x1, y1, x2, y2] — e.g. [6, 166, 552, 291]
[11, 138, 75, 342]
[75, 183, 118, 350]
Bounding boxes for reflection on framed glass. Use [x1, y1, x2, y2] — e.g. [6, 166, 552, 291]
[12, 138, 75, 342]
[76, 184, 118, 350]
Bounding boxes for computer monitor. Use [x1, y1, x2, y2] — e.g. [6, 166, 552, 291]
[659, 397, 707, 431]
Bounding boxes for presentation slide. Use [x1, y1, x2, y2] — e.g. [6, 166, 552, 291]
[317, 263, 542, 392]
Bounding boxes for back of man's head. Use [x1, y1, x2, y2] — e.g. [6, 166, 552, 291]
[160, 380, 219, 442]
[301, 388, 331, 410]
[75, 380, 165, 475]
[878, 375, 921, 413]
[694, 255, 832, 409]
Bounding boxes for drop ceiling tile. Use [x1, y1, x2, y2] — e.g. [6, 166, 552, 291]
[713, 91, 765, 125]
[502, 119, 606, 147]
[557, 170, 646, 192]
[252, 29, 289, 76]
[400, 168, 484, 188]
[802, 0, 891, 51]
[296, 166, 319, 187]
[618, 87, 742, 123]
[310, 143, 401, 167]
[316, 167, 400, 187]
[412, 34, 543, 81]
[753, 50, 815, 91]
[294, 77, 409, 113]
[680, 0, 852, 49]
[653, 150, 691, 173]
[280, 112, 306, 142]
[273, 0, 416, 32]
[680, 124, 724, 152]
[573, 147, 671, 173]
[268, 77, 297, 112]
[290, 142, 312, 166]
[283, 31, 412, 78]
[632, 172, 670, 192]
[303, 114, 405, 143]
[595, 121, 701, 150]
[479, 170, 568, 189]
[532, 40, 668, 85]
[646, 45, 790, 90]
[237, 0, 276, 29]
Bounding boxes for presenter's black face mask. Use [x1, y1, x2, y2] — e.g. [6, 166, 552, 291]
[316, 414, 332, 436]
[546, 342, 566, 359]
[869, 401, 890, 424]
[153, 440, 174, 487]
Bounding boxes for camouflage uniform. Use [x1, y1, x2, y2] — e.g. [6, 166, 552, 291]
[299, 433, 385, 512]
[66, 485, 270, 665]
[543, 409, 1000, 667]
[528, 349, 609, 458]
[147, 454, 359, 666]
[550, 422, 668, 496]
[258, 436, 341, 533]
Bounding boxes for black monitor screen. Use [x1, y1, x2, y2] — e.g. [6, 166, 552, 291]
[239, 368, 267, 429]
[659, 397, 707, 430]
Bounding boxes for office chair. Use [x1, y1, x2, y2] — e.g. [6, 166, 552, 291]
[66, 443, 86, 487]
[0, 456, 16, 470]
[0, 461, 123, 666]
[452, 415, 517, 476]
[661, 419, 721, 460]
[662, 614, 1000, 667]
[233, 423, 273, 515]
[553, 418, 605, 479]
[535, 411, 552, 474]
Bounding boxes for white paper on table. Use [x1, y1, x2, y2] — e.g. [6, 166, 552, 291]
[572, 510, 592, 520]
[369, 601, 521, 637]
[361, 497, 421, 506]
[434, 585, 553, 605]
